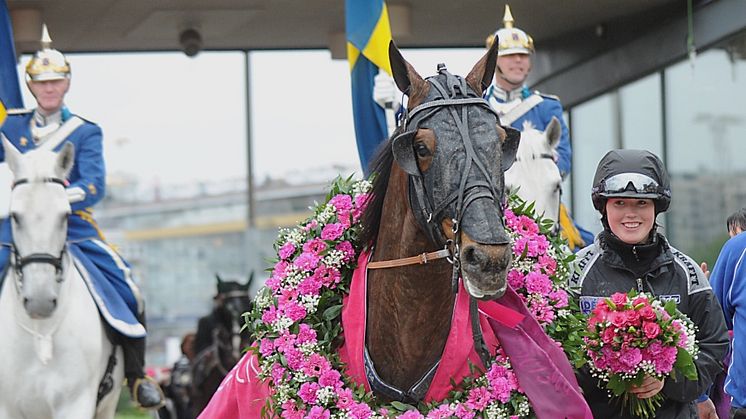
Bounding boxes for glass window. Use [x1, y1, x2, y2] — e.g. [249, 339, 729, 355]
[664, 44, 746, 255]
[570, 93, 617, 234]
[620, 73, 663, 155]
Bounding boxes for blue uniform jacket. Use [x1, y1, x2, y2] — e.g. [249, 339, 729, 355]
[0, 109, 144, 337]
[0, 109, 105, 242]
[486, 85, 572, 177]
[710, 231, 746, 408]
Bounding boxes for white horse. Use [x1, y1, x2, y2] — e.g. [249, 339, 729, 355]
[0, 139, 124, 419]
[504, 117, 562, 226]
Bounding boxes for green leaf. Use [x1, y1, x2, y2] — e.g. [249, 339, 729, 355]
[322, 304, 343, 321]
[664, 299, 677, 316]
[389, 401, 417, 412]
[674, 347, 698, 381]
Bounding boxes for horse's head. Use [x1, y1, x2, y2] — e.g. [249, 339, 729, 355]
[504, 117, 563, 225]
[214, 273, 253, 321]
[386, 41, 520, 299]
[2, 137, 74, 318]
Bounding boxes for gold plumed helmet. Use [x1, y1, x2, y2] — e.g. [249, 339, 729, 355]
[485, 5, 534, 56]
[25, 24, 71, 82]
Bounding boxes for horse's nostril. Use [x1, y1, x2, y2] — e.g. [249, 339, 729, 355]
[52, 299, 57, 307]
[462, 246, 485, 266]
[23, 297, 29, 306]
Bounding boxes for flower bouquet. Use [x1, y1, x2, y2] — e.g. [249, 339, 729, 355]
[582, 291, 699, 418]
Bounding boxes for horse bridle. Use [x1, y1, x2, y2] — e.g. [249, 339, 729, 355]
[10, 177, 68, 284]
[373, 66, 509, 283]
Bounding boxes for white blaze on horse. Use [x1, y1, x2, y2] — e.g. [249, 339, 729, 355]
[0, 139, 123, 419]
[504, 117, 563, 227]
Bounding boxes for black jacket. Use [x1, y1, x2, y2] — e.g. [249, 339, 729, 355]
[568, 233, 729, 419]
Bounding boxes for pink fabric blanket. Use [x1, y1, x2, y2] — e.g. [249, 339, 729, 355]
[199, 252, 591, 418]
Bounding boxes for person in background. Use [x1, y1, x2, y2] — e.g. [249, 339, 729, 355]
[708, 207, 746, 419]
[0, 25, 164, 409]
[569, 149, 729, 418]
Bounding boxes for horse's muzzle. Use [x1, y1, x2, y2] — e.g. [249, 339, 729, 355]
[459, 243, 512, 300]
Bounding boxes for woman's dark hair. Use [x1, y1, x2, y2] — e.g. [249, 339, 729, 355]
[726, 208, 746, 233]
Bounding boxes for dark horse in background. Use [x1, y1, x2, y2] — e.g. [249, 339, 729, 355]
[191, 273, 253, 415]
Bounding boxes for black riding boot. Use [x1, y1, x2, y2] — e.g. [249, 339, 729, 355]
[121, 311, 165, 410]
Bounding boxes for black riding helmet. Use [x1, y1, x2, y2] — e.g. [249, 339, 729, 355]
[591, 149, 671, 214]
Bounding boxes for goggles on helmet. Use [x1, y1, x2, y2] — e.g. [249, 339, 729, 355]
[594, 172, 668, 199]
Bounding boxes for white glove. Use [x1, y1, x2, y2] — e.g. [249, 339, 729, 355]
[373, 72, 400, 110]
[66, 186, 85, 203]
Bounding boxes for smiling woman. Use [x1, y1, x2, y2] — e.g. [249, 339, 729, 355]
[569, 149, 730, 419]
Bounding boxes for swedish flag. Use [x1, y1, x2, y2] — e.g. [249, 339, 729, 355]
[0, 0, 22, 126]
[346, 0, 392, 175]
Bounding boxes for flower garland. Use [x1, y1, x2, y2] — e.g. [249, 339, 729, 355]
[248, 177, 582, 418]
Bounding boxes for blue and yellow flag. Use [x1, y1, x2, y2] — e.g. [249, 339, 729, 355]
[346, 0, 393, 175]
[0, 0, 22, 125]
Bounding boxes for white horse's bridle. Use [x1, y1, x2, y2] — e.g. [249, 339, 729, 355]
[10, 177, 68, 290]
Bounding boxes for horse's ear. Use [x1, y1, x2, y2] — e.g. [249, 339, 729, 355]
[56, 142, 75, 179]
[391, 130, 420, 175]
[500, 126, 521, 171]
[246, 271, 255, 287]
[465, 38, 499, 95]
[389, 41, 427, 107]
[2, 135, 23, 176]
[546, 117, 562, 150]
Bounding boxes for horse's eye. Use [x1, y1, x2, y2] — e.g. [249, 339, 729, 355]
[414, 142, 431, 158]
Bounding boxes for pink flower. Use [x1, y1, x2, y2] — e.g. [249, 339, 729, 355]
[298, 276, 322, 295]
[549, 290, 569, 308]
[321, 223, 345, 241]
[610, 292, 628, 306]
[297, 323, 317, 344]
[524, 271, 552, 295]
[619, 347, 642, 370]
[306, 406, 331, 419]
[303, 238, 328, 255]
[302, 353, 330, 377]
[639, 305, 657, 321]
[259, 338, 275, 356]
[465, 386, 492, 410]
[279, 242, 296, 260]
[319, 368, 342, 389]
[283, 301, 307, 322]
[643, 321, 661, 339]
[515, 215, 539, 235]
[304, 219, 319, 231]
[271, 363, 286, 383]
[336, 388, 354, 410]
[336, 241, 356, 262]
[399, 411, 425, 419]
[426, 405, 455, 418]
[453, 404, 476, 419]
[347, 402, 374, 419]
[537, 254, 557, 275]
[295, 252, 321, 271]
[261, 306, 279, 324]
[272, 261, 290, 280]
[298, 382, 320, 404]
[507, 270, 525, 290]
[329, 194, 353, 212]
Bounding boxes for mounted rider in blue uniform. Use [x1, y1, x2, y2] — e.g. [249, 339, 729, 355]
[484, 5, 594, 250]
[0, 26, 164, 410]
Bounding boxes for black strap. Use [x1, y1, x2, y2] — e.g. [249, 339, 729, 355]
[96, 344, 119, 405]
[470, 297, 492, 370]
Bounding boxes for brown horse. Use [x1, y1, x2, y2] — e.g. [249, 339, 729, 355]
[361, 41, 519, 402]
